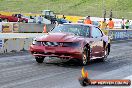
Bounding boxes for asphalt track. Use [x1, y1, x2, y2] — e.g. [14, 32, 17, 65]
[0, 41, 132, 88]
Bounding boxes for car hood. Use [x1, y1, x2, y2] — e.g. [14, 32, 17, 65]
[36, 32, 84, 42]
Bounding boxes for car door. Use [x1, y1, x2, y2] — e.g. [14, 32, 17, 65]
[90, 26, 104, 58]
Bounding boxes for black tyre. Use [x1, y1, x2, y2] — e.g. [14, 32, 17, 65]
[22, 20, 27, 23]
[35, 57, 45, 63]
[100, 46, 109, 62]
[4, 19, 8, 22]
[80, 47, 90, 66]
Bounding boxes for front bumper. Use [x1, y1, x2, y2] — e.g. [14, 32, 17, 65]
[30, 45, 82, 59]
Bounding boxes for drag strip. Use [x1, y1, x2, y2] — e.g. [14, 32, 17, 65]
[0, 41, 132, 88]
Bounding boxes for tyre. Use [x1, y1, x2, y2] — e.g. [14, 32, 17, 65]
[4, 19, 8, 22]
[100, 46, 109, 62]
[35, 57, 45, 63]
[80, 47, 90, 66]
[22, 20, 26, 23]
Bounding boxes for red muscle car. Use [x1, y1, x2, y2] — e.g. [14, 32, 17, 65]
[0, 14, 28, 23]
[30, 23, 111, 65]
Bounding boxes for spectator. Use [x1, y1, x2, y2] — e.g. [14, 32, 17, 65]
[57, 15, 70, 24]
[0, 21, 2, 32]
[17, 18, 20, 22]
[51, 15, 57, 24]
[84, 16, 92, 24]
[108, 18, 114, 29]
[18, 14, 22, 18]
[99, 19, 107, 30]
[99, 19, 108, 35]
[0, 18, 2, 22]
[33, 16, 37, 23]
[12, 14, 15, 17]
[121, 17, 125, 29]
[38, 16, 43, 24]
[0, 14, 2, 22]
[30, 15, 33, 19]
[62, 15, 66, 19]
[125, 20, 130, 29]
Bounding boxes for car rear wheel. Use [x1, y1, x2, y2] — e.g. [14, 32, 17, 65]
[100, 47, 109, 62]
[22, 20, 26, 23]
[80, 47, 90, 66]
[4, 19, 8, 22]
[35, 57, 45, 63]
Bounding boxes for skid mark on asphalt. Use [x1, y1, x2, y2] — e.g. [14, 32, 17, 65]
[0, 69, 80, 88]
[0, 55, 32, 62]
[0, 60, 82, 87]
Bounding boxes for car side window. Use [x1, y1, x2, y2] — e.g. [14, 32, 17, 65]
[83, 26, 90, 37]
[91, 27, 102, 38]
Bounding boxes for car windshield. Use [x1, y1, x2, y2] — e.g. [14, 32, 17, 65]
[51, 24, 90, 37]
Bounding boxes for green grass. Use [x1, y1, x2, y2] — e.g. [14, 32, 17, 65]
[0, 0, 132, 19]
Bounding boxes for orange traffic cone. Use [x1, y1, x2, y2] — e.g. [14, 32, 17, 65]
[43, 24, 47, 33]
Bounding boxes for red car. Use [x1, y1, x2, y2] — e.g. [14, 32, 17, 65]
[0, 14, 28, 23]
[30, 23, 110, 65]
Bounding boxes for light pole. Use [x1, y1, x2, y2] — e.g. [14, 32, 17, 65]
[102, 0, 106, 19]
[110, 9, 112, 18]
[114, 0, 117, 18]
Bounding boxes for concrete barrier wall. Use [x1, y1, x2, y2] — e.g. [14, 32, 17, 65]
[0, 38, 33, 53]
[0, 22, 55, 33]
[18, 23, 55, 33]
[109, 29, 132, 41]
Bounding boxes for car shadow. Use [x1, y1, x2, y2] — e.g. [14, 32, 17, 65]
[44, 58, 109, 68]
[37, 57, 125, 74]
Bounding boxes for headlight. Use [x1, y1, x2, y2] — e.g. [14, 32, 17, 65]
[32, 40, 41, 46]
[63, 42, 80, 47]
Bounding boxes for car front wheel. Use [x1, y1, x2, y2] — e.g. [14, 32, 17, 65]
[35, 57, 45, 63]
[80, 47, 90, 66]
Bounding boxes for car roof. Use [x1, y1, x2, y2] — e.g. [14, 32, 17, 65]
[63, 23, 94, 27]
